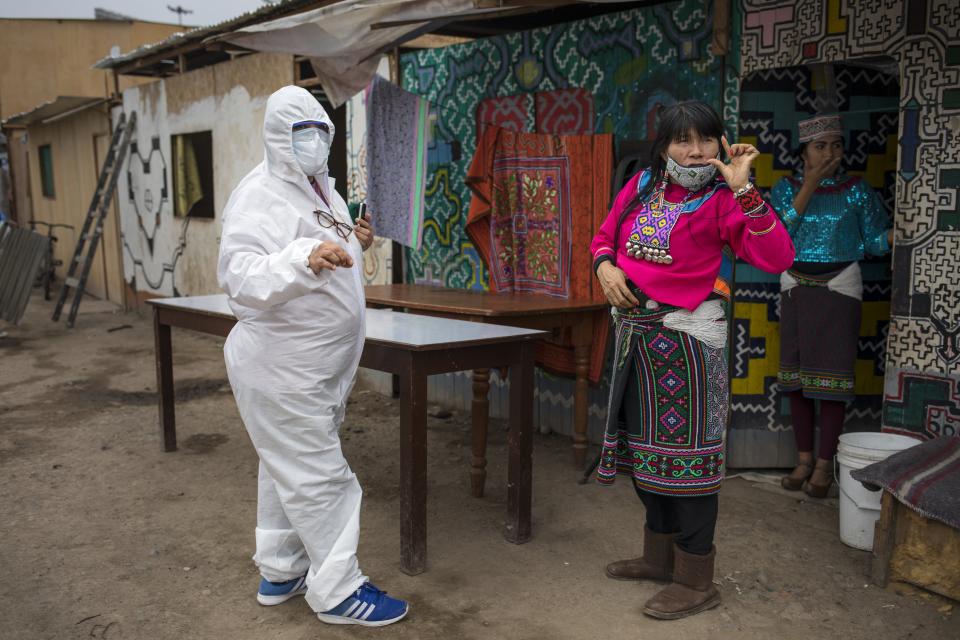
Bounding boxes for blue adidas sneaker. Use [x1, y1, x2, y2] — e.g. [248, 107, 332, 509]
[257, 574, 308, 606]
[317, 582, 409, 627]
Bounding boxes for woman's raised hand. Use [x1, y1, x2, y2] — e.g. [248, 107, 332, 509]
[707, 136, 759, 192]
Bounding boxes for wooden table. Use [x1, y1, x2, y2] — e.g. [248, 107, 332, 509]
[365, 284, 607, 494]
[147, 294, 546, 575]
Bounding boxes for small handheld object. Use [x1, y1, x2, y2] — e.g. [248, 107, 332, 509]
[356, 202, 368, 224]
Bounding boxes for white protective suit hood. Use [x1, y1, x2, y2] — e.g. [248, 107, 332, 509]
[262, 85, 336, 201]
[217, 85, 367, 612]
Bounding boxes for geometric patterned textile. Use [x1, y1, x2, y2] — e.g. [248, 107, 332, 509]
[738, 0, 960, 440]
[476, 94, 533, 138]
[400, 0, 722, 292]
[484, 154, 572, 296]
[535, 88, 595, 135]
[597, 306, 729, 496]
[466, 125, 614, 381]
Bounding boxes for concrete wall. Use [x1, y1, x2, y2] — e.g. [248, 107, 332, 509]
[23, 104, 125, 305]
[115, 52, 294, 299]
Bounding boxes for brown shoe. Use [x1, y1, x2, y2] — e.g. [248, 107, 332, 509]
[642, 546, 721, 620]
[605, 526, 674, 582]
[781, 451, 814, 491]
[803, 457, 834, 498]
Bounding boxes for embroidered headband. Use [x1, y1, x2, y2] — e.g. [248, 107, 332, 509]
[798, 114, 843, 144]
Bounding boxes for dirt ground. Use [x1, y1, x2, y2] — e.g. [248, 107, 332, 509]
[1, 292, 956, 640]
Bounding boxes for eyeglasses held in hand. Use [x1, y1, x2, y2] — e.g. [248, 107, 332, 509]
[315, 209, 353, 240]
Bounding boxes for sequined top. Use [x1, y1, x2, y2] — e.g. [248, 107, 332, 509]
[770, 175, 890, 263]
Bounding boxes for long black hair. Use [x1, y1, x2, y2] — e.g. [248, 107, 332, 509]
[615, 100, 726, 233]
[638, 100, 725, 201]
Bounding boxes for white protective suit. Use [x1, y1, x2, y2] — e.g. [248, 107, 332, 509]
[218, 86, 367, 612]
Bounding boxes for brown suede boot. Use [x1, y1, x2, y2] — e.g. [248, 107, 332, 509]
[642, 545, 721, 620]
[605, 526, 674, 582]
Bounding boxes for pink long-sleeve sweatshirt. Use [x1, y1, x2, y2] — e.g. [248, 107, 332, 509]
[590, 171, 795, 311]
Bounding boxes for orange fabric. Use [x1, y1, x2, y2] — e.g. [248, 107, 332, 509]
[466, 125, 613, 383]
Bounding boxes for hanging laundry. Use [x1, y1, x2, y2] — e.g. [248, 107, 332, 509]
[365, 75, 430, 249]
[466, 125, 613, 382]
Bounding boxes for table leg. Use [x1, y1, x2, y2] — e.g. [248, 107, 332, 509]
[505, 341, 534, 544]
[398, 353, 428, 575]
[153, 309, 177, 452]
[470, 369, 490, 498]
[572, 342, 590, 468]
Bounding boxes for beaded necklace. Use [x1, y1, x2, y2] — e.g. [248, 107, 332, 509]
[624, 179, 705, 265]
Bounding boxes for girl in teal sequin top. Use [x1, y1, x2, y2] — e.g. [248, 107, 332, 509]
[770, 114, 892, 499]
[770, 173, 889, 263]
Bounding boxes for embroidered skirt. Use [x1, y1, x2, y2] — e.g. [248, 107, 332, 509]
[778, 272, 861, 402]
[597, 305, 729, 497]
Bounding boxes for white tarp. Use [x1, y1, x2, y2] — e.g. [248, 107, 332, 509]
[223, 0, 489, 106]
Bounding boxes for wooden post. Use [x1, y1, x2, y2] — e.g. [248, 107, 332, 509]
[470, 369, 490, 498]
[871, 491, 899, 587]
[711, 0, 731, 56]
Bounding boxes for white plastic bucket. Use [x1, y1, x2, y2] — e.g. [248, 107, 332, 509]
[836, 432, 920, 550]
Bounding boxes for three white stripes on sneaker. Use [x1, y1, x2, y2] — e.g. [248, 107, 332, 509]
[343, 599, 377, 620]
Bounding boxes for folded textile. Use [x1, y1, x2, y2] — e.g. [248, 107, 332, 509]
[851, 436, 960, 531]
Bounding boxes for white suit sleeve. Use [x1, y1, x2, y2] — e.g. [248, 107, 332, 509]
[218, 215, 327, 311]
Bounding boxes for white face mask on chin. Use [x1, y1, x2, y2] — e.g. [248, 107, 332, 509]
[291, 127, 331, 176]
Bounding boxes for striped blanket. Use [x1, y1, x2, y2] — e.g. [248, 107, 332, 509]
[851, 436, 960, 531]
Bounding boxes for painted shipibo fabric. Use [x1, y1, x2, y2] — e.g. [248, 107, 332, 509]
[400, 0, 722, 290]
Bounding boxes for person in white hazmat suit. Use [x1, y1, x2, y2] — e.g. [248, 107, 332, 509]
[218, 85, 409, 627]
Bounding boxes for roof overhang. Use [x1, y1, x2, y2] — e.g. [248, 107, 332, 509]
[95, 0, 650, 78]
[93, 0, 336, 76]
[2, 96, 109, 129]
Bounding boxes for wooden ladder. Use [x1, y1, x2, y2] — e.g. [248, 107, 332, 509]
[52, 111, 136, 327]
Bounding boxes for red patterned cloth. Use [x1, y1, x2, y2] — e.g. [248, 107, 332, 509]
[535, 88, 594, 135]
[466, 125, 613, 382]
[476, 94, 532, 138]
[485, 155, 572, 296]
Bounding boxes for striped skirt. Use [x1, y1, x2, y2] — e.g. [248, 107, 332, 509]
[597, 305, 729, 496]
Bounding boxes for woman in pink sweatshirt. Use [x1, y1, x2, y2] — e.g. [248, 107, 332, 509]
[590, 101, 794, 621]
